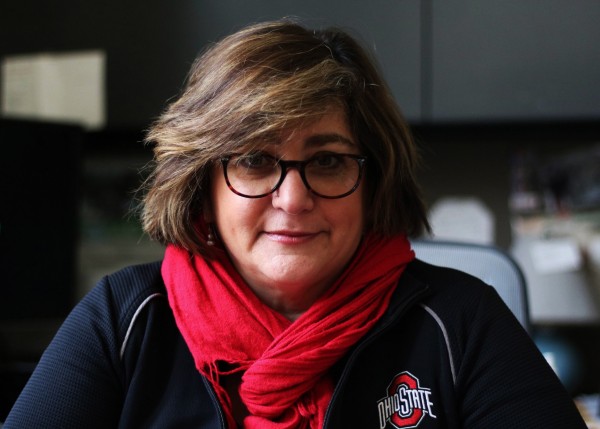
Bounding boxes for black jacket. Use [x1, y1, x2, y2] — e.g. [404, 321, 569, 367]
[4, 259, 586, 428]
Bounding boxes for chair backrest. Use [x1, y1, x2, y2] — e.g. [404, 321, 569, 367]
[411, 239, 530, 332]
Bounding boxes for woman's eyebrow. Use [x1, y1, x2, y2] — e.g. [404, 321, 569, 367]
[305, 133, 356, 148]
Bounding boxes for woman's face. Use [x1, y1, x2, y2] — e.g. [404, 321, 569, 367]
[209, 107, 365, 318]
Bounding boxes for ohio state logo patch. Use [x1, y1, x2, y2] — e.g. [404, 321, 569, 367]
[377, 371, 437, 429]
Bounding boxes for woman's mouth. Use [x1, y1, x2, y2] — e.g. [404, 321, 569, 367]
[264, 230, 320, 244]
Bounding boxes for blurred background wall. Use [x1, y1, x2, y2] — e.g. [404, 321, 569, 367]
[2, 0, 600, 128]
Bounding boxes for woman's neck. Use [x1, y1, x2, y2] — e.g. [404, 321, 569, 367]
[247, 281, 328, 322]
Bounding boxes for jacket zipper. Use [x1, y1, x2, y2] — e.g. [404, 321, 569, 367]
[202, 376, 227, 429]
[322, 285, 430, 428]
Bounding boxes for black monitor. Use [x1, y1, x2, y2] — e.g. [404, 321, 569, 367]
[0, 119, 82, 321]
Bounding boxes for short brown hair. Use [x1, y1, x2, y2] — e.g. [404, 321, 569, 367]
[141, 19, 430, 255]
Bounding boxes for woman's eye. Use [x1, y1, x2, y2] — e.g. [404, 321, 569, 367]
[313, 154, 342, 168]
[236, 153, 274, 169]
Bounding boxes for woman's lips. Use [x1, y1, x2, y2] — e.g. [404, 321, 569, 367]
[264, 230, 319, 244]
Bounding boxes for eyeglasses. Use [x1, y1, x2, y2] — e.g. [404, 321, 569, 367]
[220, 152, 367, 199]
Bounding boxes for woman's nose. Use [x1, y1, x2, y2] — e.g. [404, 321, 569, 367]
[271, 169, 314, 214]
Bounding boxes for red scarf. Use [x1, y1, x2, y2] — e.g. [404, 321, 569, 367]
[162, 234, 414, 428]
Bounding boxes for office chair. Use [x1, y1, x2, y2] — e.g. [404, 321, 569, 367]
[411, 239, 530, 332]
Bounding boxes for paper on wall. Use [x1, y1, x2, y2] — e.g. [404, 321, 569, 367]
[1, 50, 105, 130]
[428, 197, 495, 245]
[529, 237, 582, 275]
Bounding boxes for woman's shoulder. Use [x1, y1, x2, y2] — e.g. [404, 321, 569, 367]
[75, 261, 167, 341]
[94, 260, 164, 297]
[402, 258, 516, 333]
[406, 258, 494, 299]
[101, 260, 165, 299]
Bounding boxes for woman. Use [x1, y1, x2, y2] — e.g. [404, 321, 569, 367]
[5, 19, 586, 429]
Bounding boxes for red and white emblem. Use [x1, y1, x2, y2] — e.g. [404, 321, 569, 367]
[377, 371, 436, 429]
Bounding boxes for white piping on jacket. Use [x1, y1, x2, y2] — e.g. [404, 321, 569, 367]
[119, 293, 166, 360]
[420, 304, 457, 386]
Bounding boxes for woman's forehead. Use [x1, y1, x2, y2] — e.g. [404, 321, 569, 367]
[229, 104, 354, 153]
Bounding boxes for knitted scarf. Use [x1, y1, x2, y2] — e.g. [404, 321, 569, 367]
[161, 234, 414, 428]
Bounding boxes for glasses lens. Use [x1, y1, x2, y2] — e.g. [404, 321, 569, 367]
[304, 154, 362, 198]
[224, 153, 280, 197]
[223, 153, 365, 198]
